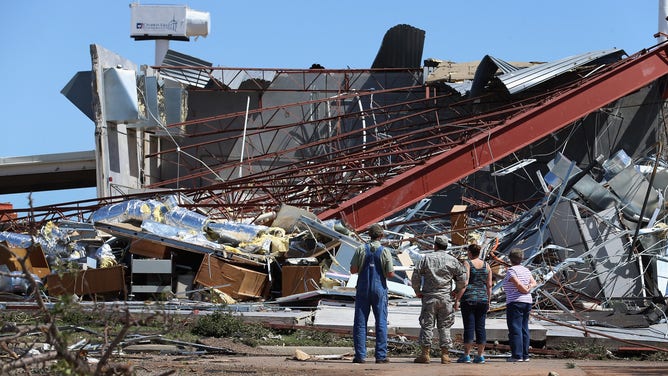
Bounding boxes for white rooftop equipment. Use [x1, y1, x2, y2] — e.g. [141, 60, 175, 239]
[129, 3, 210, 65]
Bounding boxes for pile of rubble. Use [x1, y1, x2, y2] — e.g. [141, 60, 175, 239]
[3, 147, 668, 335]
[0, 195, 419, 304]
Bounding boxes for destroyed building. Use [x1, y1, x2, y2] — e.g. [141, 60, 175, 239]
[4, 3, 668, 354]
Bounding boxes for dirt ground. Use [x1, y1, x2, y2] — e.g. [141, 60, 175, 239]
[121, 338, 668, 376]
[127, 353, 668, 376]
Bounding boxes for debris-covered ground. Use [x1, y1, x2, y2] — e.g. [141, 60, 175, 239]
[5, 151, 668, 373]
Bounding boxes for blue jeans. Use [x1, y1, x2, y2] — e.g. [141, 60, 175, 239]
[353, 244, 389, 361]
[461, 301, 488, 344]
[353, 287, 388, 360]
[506, 302, 531, 360]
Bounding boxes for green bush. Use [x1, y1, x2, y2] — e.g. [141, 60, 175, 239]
[191, 311, 270, 346]
[556, 341, 609, 359]
[266, 328, 352, 347]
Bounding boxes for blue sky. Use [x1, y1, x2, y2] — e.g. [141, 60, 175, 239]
[0, 0, 660, 209]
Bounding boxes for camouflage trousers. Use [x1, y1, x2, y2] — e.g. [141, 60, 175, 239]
[417, 293, 455, 348]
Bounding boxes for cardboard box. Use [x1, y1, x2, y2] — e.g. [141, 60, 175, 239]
[47, 265, 126, 297]
[395, 251, 414, 280]
[0, 242, 51, 279]
[450, 205, 469, 246]
[195, 255, 268, 300]
[281, 265, 321, 296]
[129, 239, 172, 259]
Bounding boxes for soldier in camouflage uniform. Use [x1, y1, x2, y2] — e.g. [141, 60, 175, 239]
[411, 236, 467, 364]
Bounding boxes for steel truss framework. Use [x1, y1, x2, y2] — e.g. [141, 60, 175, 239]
[141, 44, 668, 230]
[3, 44, 668, 232]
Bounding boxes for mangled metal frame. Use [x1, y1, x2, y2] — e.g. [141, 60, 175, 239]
[490, 151, 668, 319]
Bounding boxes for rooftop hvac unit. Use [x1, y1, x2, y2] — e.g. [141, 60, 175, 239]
[130, 3, 210, 41]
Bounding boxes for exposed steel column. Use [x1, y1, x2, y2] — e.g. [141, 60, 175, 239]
[319, 45, 668, 231]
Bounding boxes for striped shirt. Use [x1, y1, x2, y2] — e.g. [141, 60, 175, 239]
[503, 265, 533, 304]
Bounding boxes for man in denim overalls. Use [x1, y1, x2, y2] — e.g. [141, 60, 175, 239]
[349, 223, 395, 364]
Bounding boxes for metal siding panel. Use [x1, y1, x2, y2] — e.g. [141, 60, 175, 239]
[103, 68, 140, 122]
[371, 24, 425, 69]
[160, 49, 212, 88]
[501, 49, 626, 94]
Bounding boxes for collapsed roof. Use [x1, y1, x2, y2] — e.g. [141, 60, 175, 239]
[3, 24, 668, 326]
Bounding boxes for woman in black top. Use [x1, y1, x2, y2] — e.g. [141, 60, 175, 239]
[454, 244, 493, 364]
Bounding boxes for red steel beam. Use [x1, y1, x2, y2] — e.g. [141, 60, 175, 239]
[318, 45, 668, 231]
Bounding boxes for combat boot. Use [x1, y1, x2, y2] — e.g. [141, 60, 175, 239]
[413, 346, 430, 363]
[440, 347, 451, 364]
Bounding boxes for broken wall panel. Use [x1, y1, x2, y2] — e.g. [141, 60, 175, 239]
[559, 204, 640, 300]
[90, 44, 147, 198]
[149, 67, 427, 190]
[586, 209, 641, 299]
[546, 201, 604, 299]
[547, 201, 642, 300]
[371, 24, 425, 69]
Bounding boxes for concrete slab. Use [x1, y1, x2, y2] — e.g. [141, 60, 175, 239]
[313, 302, 547, 342]
[539, 318, 668, 346]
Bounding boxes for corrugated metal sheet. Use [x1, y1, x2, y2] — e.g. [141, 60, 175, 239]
[444, 81, 472, 95]
[488, 55, 524, 75]
[371, 24, 425, 69]
[499, 49, 626, 94]
[469, 49, 625, 97]
[469, 55, 518, 96]
[159, 49, 212, 88]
